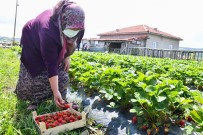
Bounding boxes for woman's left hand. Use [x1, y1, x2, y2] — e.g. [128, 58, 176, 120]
[64, 57, 70, 72]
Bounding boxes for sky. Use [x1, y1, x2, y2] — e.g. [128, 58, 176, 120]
[0, 0, 203, 48]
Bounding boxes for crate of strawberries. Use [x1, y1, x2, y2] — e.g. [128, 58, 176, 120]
[32, 103, 86, 135]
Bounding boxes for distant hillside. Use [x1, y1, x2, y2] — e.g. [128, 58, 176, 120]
[179, 47, 203, 51]
[0, 36, 20, 43]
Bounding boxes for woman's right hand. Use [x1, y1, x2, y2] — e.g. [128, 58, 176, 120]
[53, 90, 65, 109]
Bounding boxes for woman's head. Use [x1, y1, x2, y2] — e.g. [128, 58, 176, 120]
[52, 0, 85, 31]
[52, 0, 85, 57]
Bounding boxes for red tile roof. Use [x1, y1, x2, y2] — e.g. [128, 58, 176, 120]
[97, 25, 182, 40]
[83, 35, 148, 42]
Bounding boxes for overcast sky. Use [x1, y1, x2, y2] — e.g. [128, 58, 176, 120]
[0, 0, 203, 48]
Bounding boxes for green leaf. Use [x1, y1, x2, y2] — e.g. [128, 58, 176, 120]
[184, 125, 194, 135]
[130, 106, 142, 114]
[107, 102, 119, 108]
[156, 96, 167, 102]
[146, 76, 157, 85]
[190, 110, 203, 124]
[155, 103, 165, 111]
[113, 92, 122, 100]
[168, 91, 179, 98]
[129, 109, 137, 113]
[99, 90, 107, 94]
[105, 93, 113, 100]
[194, 95, 203, 105]
[131, 99, 137, 103]
[145, 85, 156, 92]
[179, 98, 193, 105]
[137, 72, 145, 81]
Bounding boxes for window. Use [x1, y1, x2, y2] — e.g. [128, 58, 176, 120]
[136, 41, 141, 45]
[95, 41, 98, 45]
[152, 42, 157, 49]
[169, 45, 173, 49]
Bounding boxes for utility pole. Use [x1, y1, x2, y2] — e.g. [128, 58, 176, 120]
[12, 0, 19, 46]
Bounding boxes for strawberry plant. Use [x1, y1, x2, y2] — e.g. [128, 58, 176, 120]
[129, 73, 194, 132]
[184, 90, 203, 134]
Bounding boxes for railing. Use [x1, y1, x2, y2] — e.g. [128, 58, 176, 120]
[114, 47, 203, 61]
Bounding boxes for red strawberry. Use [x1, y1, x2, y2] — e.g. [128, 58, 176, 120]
[132, 116, 137, 124]
[179, 120, 185, 127]
[35, 117, 40, 121]
[69, 119, 73, 123]
[54, 121, 59, 126]
[61, 120, 66, 124]
[187, 116, 193, 122]
[62, 114, 67, 119]
[58, 117, 63, 123]
[65, 117, 70, 122]
[46, 123, 50, 129]
[77, 115, 82, 120]
[53, 116, 58, 120]
[51, 123, 56, 128]
[66, 112, 71, 117]
[64, 104, 70, 109]
[141, 125, 148, 131]
[35, 120, 39, 125]
[70, 115, 76, 121]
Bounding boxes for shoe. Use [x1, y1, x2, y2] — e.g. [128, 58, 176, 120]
[27, 104, 37, 111]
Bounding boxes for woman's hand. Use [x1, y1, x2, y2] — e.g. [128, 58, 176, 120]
[49, 76, 65, 109]
[64, 57, 70, 72]
[53, 90, 65, 109]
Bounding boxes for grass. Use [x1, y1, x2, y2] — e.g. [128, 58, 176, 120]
[0, 48, 20, 91]
[0, 47, 86, 135]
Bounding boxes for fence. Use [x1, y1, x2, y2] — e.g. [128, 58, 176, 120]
[115, 47, 203, 61]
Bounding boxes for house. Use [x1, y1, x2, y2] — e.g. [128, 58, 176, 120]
[82, 25, 183, 54]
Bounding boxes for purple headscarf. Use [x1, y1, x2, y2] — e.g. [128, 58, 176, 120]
[54, 0, 85, 63]
[60, 3, 85, 29]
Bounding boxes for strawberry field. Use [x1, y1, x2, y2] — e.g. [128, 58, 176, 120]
[0, 47, 203, 135]
[69, 52, 203, 134]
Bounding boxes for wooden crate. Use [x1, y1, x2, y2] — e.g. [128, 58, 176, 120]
[32, 108, 86, 135]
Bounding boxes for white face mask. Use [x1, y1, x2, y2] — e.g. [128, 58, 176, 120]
[63, 29, 80, 38]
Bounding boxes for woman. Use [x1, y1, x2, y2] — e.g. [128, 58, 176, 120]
[15, 0, 85, 110]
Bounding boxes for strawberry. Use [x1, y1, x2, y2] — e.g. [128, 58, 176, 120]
[53, 116, 58, 120]
[35, 117, 40, 121]
[70, 115, 76, 121]
[69, 119, 73, 123]
[141, 125, 148, 131]
[64, 104, 70, 109]
[54, 121, 59, 126]
[132, 116, 137, 124]
[35, 120, 39, 125]
[66, 112, 71, 117]
[58, 117, 63, 123]
[61, 120, 66, 124]
[46, 123, 50, 129]
[51, 123, 56, 128]
[179, 120, 185, 127]
[65, 117, 70, 122]
[62, 114, 67, 119]
[187, 116, 193, 122]
[77, 115, 82, 120]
